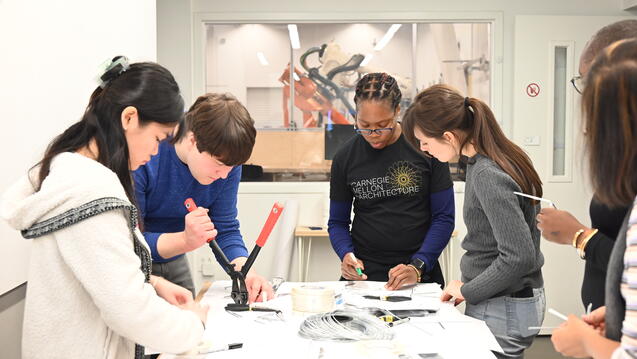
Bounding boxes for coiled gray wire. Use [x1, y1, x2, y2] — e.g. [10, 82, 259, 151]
[298, 310, 395, 342]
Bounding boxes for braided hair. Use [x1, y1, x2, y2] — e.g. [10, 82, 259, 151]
[354, 72, 402, 112]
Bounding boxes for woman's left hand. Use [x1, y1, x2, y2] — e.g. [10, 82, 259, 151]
[151, 275, 194, 307]
[385, 264, 419, 290]
[551, 314, 597, 358]
[440, 280, 465, 306]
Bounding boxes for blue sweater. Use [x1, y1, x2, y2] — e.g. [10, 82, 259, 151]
[133, 141, 248, 264]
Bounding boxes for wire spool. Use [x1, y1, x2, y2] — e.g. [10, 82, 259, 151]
[291, 286, 335, 313]
[298, 310, 395, 342]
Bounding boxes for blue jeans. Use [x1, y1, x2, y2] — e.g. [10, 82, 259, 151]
[464, 288, 545, 359]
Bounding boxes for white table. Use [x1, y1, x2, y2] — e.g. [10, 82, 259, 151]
[160, 281, 503, 359]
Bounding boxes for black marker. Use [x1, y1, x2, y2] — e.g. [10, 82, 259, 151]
[198, 342, 243, 354]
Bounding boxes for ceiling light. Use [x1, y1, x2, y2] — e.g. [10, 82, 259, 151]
[256, 52, 269, 66]
[288, 24, 301, 49]
[374, 24, 402, 51]
[360, 53, 373, 66]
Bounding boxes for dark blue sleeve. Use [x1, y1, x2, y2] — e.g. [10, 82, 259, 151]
[327, 199, 354, 261]
[209, 166, 248, 264]
[133, 165, 165, 262]
[412, 187, 455, 271]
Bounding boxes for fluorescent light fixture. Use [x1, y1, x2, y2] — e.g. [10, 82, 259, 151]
[287, 24, 301, 49]
[374, 24, 402, 51]
[256, 52, 269, 66]
[293, 72, 300, 81]
[360, 53, 373, 66]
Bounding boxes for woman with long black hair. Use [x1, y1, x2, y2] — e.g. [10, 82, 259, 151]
[1, 57, 206, 359]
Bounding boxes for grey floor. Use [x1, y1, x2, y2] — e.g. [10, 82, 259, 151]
[526, 335, 562, 359]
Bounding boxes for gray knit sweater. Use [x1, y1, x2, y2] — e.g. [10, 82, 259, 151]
[459, 154, 544, 304]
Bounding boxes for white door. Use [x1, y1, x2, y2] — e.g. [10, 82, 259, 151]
[513, 15, 632, 331]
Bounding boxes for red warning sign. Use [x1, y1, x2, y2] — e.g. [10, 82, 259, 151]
[526, 83, 540, 97]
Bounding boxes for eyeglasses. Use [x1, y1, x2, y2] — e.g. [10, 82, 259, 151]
[570, 75, 585, 94]
[355, 127, 395, 136]
[354, 118, 397, 136]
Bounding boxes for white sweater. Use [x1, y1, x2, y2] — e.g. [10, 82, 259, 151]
[1, 152, 204, 359]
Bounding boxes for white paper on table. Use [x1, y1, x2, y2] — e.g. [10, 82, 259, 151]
[343, 292, 441, 311]
[345, 281, 442, 298]
[412, 283, 444, 296]
[341, 281, 442, 311]
[345, 280, 414, 296]
[392, 320, 499, 359]
[440, 320, 504, 354]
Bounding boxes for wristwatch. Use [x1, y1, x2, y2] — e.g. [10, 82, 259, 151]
[408, 258, 425, 282]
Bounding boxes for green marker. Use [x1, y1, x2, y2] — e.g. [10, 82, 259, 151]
[349, 253, 363, 276]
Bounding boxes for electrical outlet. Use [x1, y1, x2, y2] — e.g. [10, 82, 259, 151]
[201, 257, 215, 277]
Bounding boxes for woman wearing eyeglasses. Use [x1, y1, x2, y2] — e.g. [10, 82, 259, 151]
[328, 72, 455, 290]
[549, 37, 637, 359]
[535, 20, 636, 313]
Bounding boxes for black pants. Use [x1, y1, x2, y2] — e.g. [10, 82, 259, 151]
[151, 255, 196, 297]
[341, 258, 445, 288]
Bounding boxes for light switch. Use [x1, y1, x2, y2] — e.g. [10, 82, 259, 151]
[202, 257, 216, 277]
[523, 136, 541, 146]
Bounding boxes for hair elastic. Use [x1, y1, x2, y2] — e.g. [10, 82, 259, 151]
[96, 56, 130, 88]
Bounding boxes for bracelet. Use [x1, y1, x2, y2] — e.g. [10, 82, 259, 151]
[578, 229, 599, 259]
[572, 229, 585, 248]
[407, 264, 421, 283]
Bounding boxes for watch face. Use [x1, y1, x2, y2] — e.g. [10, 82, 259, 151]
[411, 258, 425, 270]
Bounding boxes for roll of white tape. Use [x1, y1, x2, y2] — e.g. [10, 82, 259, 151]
[291, 286, 335, 313]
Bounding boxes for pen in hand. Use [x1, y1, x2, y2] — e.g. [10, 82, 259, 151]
[513, 191, 557, 209]
[349, 253, 363, 276]
[548, 308, 568, 321]
[527, 308, 569, 331]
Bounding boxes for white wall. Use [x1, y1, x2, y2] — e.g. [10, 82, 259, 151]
[0, 0, 158, 296]
[0, 0, 157, 357]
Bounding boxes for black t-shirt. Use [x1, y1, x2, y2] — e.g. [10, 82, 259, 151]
[330, 133, 453, 265]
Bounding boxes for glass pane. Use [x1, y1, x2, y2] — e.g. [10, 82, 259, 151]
[204, 22, 491, 182]
[415, 23, 491, 180]
[553, 46, 567, 176]
[415, 23, 491, 104]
